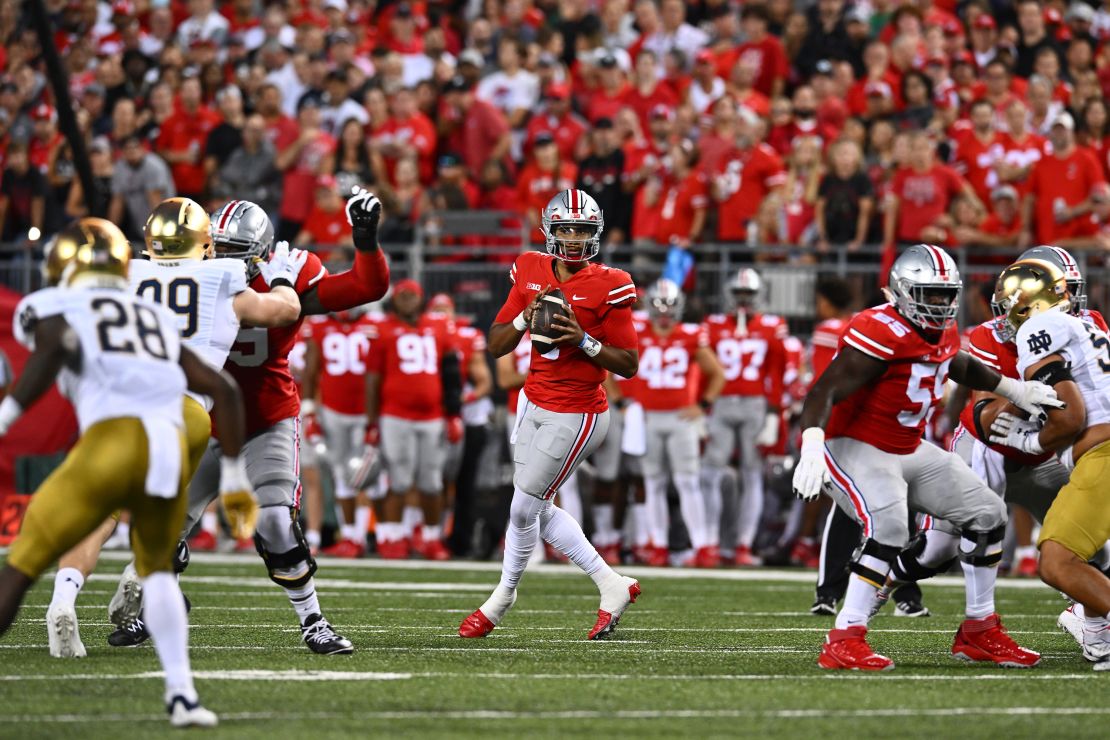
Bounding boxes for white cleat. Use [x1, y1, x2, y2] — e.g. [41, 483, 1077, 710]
[1081, 621, 1110, 665]
[109, 562, 143, 628]
[589, 574, 641, 640]
[1057, 604, 1084, 648]
[46, 603, 86, 658]
[168, 695, 218, 728]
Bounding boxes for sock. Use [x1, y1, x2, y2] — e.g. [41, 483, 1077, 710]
[285, 580, 322, 626]
[340, 523, 359, 542]
[114, 521, 130, 543]
[305, 529, 321, 549]
[354, 505, 370, 540]
[200, 511, 218, 536]
[959, 534, 1000, 620]
[1085, 610, 1110, 630]
[50, 568, 84, 611]
[738, 465, 763, 549]
[675, 472, 708, 549]
[702, 468, 723, 547]
[835, 554, 891, 630]
[423, 524, 442, 541]
[632, 503, 650, 548]
[593, 504, 615, 547]
[541, 505, 614, 585]
[644, 474, 669, 547]
[402, 506, 423, 538]
[557, 474, 583, 525]
[498, 521, 539, 591]
[142, 572, 196, 704]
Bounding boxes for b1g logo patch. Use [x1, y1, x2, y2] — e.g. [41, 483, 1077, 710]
[1027, 330, 1052, 355]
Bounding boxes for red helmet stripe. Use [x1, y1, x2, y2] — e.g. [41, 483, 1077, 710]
[1050, 246, 1076, 271]
[218, 200, 240, 231]
[925, 244, 947, 279]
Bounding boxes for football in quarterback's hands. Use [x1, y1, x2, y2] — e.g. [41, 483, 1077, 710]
[530, 288, 570, 355]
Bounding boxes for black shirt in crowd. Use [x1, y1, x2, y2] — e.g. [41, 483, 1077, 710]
[818, 171, 874, 244]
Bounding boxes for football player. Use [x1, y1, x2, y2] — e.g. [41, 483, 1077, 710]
[44, 197, 304, 657]
[459, 188, 641, 640]
[0, 218, 253, 727]
[301, 307, 379, 557]
[792, 244, 1060, 670]
[638, 278, 725, 567]
[365, 279, 462, 560]
[702, 268, 787, 565]
[989, 258, 1110, 670]
[110, 189, 390, 654]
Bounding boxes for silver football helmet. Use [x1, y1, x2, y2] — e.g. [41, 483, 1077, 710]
[540, 188, 604, 262]
[647, 278, 685, 322]
[727, 267, 762, 310]
[209, 200, 275, 277]
[1019, 245, 1086, 314]
[885, 244, 962, 331]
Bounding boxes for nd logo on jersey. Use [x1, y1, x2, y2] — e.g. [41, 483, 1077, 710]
[1027, 330, 1052, 356]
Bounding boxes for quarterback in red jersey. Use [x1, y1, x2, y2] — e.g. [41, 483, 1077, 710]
[459, 189, 642, 640]
[638, 279, 724, 568]
[366, 280, 462, 561]
[702, 268, 787, 566]
[793, 244, 1062, 671]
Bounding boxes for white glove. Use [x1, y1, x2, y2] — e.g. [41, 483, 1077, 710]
[994, 376, 1065, 419]
[988, 412, 1045, 455]
[258, 241, 308, 288]
[219, 456, 259, 540]
[792, 427, 830, 501]
[754, 411, 780, 447]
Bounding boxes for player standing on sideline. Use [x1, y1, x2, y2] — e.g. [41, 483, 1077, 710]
[365, 279, 462, 560]
[702, 268, 786, 565]
[989, 259, 1110, 670]
[638, 279, 725, 568]
[0, 219, 253, 727]
[459, 188, 641, 640]
[109, 188, 390, 654]
[793, 244, 1059, 670]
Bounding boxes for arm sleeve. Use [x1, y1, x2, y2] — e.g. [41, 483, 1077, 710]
[313, 248, 391, 311]
[600, 304, 638, 350]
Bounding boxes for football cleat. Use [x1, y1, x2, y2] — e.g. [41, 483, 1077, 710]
[810, 595, 837, 616]
[301, 614, 354, 655]
[47, 603, 86, 658]
[951, 613, 1040, 668]
[418, 538, 451, 561]
[1057, 604, 1084, 647]
[597, 543, 621, 566]
[818, 626, 894, 671]
[645, 546, 669, 567]
[693, 546, 721, 569]
[108, 562, 143, 628]
[188, 529, 218, 552]
[320, 538, 365, 559]
[459, 586, 517, 638]
[108, 614, 150, 647]
[894, 599, 931, 618]
[167, 695, 218, 728]
[1015, 555, 1038, 578]
[458, 609, 496, 638]
[1080, 620, 1110, 664]
[789, 538, 820, 568]
[589, 575, 641, 640]
[376, 538, 410, 560]
[733, 545, 762, 567]
[234, 537, 255, 552]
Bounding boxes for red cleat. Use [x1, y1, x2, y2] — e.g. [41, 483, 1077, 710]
[951, 614, 1041, 668]
[589, 578, 641, 640]
[189, 530, 217, 552]
[458, 609, 496, 638]
[733, 545, 762, 567]
[235, 537, 255, 552]
[646, 546, 669, 567]
[818, 626, 895, 671]
[694, 546, 721, 569]
[789, 539, 820, 569]
[321, 539, 365, 559]
[419, 538, 451, 561]
[377, 539, 410, 560]
[1015, 555, 1038, 578]
[597, 543, 621, 565]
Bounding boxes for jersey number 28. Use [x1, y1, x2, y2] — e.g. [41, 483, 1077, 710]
[93, 297, 170, 360]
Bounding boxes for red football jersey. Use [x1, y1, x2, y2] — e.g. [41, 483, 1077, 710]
[506, 335, 532, 415]
[455, 324, 487, 386]
[310, 314, 379, 416]
[827, 304, 960, 455]
[995, 131, 1045, 198]
[810, 317, 850, 386]
[226, 252, 329, 436]
[495, 251, 638, 414]
[950, 127, 1004, 206]
[703, 312, 787, 404]
[367, 314, 452, 421]
[714, 143, 786, 241]
[636, 322, 707, 411]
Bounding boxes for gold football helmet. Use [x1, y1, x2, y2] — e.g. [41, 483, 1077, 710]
[144, 197, 213, 260]
[47, 218, 132, 288]
[991, 259, 1070, 342]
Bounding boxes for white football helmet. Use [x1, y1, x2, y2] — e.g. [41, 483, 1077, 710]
[209, 200, 276, 277]
[1019, 245, 1086, 313]
[540, 189, 604, 262]
[646, 278, 685, 322]
[885, 244, 962, 331]
[727, 267, 762, 310]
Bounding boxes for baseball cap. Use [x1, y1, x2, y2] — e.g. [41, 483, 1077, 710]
[951, 50, 975, 67]
[1045, 7, 1063, 24]
[597, 53, 618, 69]
[1052, 111, 1076, 130]
[111, 0, 133, 15]
[1066, 3, 1096, 24]
[695, 49, 715, 65]
[393, 278, 423, 298]
[925, 53, 948, 68]
[89, 136, 112, 154]
[83, 82, 106, 97]
[973, 14, 997, 30]
[814, 59, 834, 76]
[458, 49, 484, 68]
[323, 0, 347, 11]
[443, 74, 472, 93]
[30, 103, 56, 121]
[316, 174, 337, 189]
[864, 81, 892, 98]
[428, 293, 454, 311]
[438, 152, 463, 168]
[533, 131, 556, 147]
[649, 104, 675, 121]
[990, 184, 1018, 201]
[942, 18, 964, 36]
[545, 82, 571, 99]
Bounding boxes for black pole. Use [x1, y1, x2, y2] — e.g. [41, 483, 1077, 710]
[23, 0, 100, 216]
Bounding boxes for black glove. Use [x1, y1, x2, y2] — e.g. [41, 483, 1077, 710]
[345, 186, 383, 252]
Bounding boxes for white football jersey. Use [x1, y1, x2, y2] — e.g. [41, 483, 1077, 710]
[14, 287, 185, 433]
[1016, 310, 1110, 428]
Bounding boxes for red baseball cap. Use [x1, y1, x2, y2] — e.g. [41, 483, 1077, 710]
[111, 0, 133, 15]
[316, 174, 337, 189]
[428, 292, 455, 311]
[925, 53, 948, 67]
[1044, 7, 1063, 24]
[30, 103, 56, 122]
[649, 103, 675, 121]
[695, 49, 715, 65]
[393, 279, 424, 298]
[545, 82, 570, 99]
[864, 81, 892, 98]
[942, 18, 963, 36]
[951, 50, 975, 67]
[973, 14, 996, 30]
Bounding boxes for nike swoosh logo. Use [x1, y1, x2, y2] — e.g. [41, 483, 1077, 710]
[572, 295, 586, 301]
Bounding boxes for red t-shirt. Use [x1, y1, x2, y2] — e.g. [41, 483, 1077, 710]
[584, 84, 630, 124]
[377, 112, 437, 185]
[367, 314, 453, 421]
[445, 100, 511, 176]
[714, 143, 786, 241]
[1028, 146, 1107, 244]
[525, 112, 589, 165]
[28, 133, 62, 174]
[731, 36, 789, 97]
[495, 251, 638, 414]
[655, 170, 708, 244]
[310, 314, 378, 415]
[637, 322, 706, 411]
[156, 105, 221, 195]
[995, 132, 1046, 198]
[277, 130, 337, 222]
[622, 139, 669, 241]
[516, 161, 579, 241]
[301, 205, 351, 246]
[702, 312, 787, 403]
[890, 164, 966, 243]
[620, 84, 679, 134]
[951, 127, 1004, 206]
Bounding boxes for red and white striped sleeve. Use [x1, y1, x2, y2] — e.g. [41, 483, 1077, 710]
[841, 321, 897, 361]
[967, 325, 1001, 371]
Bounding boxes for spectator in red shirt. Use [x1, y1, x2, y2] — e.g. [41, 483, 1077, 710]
[275, 97, 337, 242]
[732, 3, 788, 99]
[1022, 112, 1106, 246]
[524, 82, 588, 164]
[295, 174, 353, 258]
[1079, 98, 1110, 180]
[954, 184, 1022, 251]
[726, 58, 771, 118]
[27, 104, 62, 176]
[623, 104, 676, 245]
[516, 133, 577, 241]
[439, 74, 512, 179]
[996, 98, 1045, 198]
[698, 97, 739, 176]
[712, 107, 786, 243]
[257, 82, 299, 150]
[951, 99, 1004, 206]
[687, 49, 725, 115]
[884, 131, 982, 247]
[376, 86, 437, 186]
[157, 75, 221, 200]
[654, 139, 708, 246]
[621, 48, 679, 135]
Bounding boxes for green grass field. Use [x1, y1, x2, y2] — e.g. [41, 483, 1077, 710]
[0, 552, 1106, 739]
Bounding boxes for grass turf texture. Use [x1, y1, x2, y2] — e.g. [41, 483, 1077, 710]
[0, 552, 1105, 739]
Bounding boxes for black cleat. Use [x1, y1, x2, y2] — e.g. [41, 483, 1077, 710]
[108, 594, 190, 647]
[810, 595, 837, 616]
[894, 599, 931, 618]
[301, 613, 354, 655]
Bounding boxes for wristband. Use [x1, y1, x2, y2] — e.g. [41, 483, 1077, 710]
[301, 399, 317, 416]
[994, 376, 1019, 403]
[270, 278, 293, 290]
[578, 332, 602, 357]
[512, 311, 527, 331]
[0, 395, 23, 435]
[699, 398, 713, 413]
[800, 427, 825, 454]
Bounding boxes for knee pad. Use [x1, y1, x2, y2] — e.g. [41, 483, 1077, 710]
[890, 533, 956, 583]
[252, 506, 317, 588]
[173, 540, 190, 575]
[849, 538, 901, 586]
[959, 525, 1006, 567]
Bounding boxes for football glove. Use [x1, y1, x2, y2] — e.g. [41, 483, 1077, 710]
[348, 423, 382, 490]
[301, 400, 325, 453]
[754, 411, 780, 447]
[258, 240, 308, 288]
[219, 456, 259, 540]
[994, 377, 1065, 420]
[792, 427, 830, 501]
[345, 186, 382, 252]
[364, 422, 380, 448]
[446, 416, 464, 444]
[988, 412, 1045, 455]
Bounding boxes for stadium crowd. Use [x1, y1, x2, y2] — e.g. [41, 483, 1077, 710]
[6, 0, 1110, 261]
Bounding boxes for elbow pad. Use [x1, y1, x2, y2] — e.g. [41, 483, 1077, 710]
[1030, 360, 1073, 387]
[441, 351, 462, 416]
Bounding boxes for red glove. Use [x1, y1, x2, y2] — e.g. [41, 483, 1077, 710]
[364, 422, 380, 447]
[303, 412, 323, 445]
[446, 416, 463, 444]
